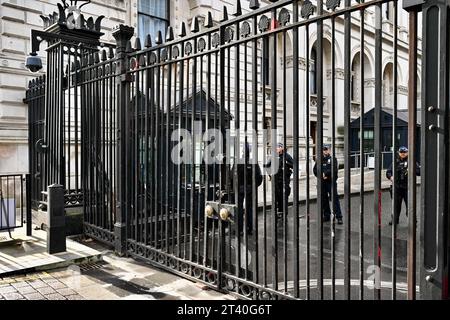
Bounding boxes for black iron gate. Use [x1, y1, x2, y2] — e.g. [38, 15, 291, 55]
[26, 77, 46, 209]
[25, 0, 449, 300]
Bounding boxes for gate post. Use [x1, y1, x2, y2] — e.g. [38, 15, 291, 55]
[112, 25, 134, 256]
[413, 0, 450, 300]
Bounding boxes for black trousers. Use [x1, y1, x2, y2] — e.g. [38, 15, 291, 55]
[321, 182, 343, 219]
[275, 184, 291, 215]
[391, 187, 408, 224]
[238, 192, 253, 233]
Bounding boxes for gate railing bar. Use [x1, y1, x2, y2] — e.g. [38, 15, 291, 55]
[243, 18, 250, 284]
[270, 5, 279, 296]
[203, 27, 211, 281]
[392, 0, 399, 301]
[282, 10, 288, 296]
[343, 0, 352, 300]
[305, 21, 311, 301]
[316, 0, 324, 300]
[292, 0, 300, 299]
[262, 33, 268, 290]
[177, 30, 185, 261]
[252, 10, 260, 294]
[26, 174, 32, 236]
[407, 8, 418, 301]
[330, 4, 337, 301]
[238, 13, 244, 286]
[359, 0, 366, 300]
[374, 2, 383, 300]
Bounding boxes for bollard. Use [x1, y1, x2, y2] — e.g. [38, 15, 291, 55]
[47, 184, 66, 254]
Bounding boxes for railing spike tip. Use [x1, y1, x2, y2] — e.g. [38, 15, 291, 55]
[191, 16, 200, 33]
[179, 22, 187, 37]
[249, 0, 260, 10]
[221, 6, 229, 22]
[144, 34, 152, 48]
[166, 26, 174, 42]
[94, 52, 100, 63]
[125, 40, 133, 52]
[233, 0, 242, 16]
[155, 30, 163, 45]
[135, 38, 142, 50]
[108, 46, 115, 58]
[204, 12, 214, 28]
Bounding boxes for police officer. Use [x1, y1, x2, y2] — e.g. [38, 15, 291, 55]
[386, 146, 420, 225]
[232, 143, 263, 235]
[313, 145, 343, 224]
[265, 143, 294, 219]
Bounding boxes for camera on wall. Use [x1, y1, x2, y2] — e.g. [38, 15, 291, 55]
[25, 52, 43, 73]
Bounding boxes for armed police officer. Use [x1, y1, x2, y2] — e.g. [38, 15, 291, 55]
[386, 146, 421, 226]
[264, 143, 294, 219]
[313, 145, 343, 225]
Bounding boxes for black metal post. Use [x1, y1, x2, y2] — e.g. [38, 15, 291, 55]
[26, 174, 32, 236]
[47, 184, 66, 254]
[112, 25, 134, 256]
[417, 0, 450, 300]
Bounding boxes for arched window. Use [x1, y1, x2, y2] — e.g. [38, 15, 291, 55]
[310, 47, 317, 94]
[138, 0, 170, 40]
[383, 63, 394, 108]
[351, 53, 361, 102]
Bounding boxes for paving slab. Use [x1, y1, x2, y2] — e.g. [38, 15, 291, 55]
[0, 227, 102, 277]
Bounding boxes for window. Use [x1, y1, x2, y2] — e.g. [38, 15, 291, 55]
[358, 130, 374, 152]
[351, 54, 360, 102]
[310, 47, 317, 95]
[138, 0, 169, 40]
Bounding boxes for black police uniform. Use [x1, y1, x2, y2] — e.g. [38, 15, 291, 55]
[313, 154, 343, 220]
[265, 152, 294, 216]
[231, 152, 263, 234]
[386, 156, 420, 224]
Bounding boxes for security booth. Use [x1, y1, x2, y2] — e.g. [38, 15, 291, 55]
[350, 108, 421, 169]
[170, 90, 232, 221]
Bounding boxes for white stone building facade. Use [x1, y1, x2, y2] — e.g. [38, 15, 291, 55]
[0, 0, 421, 175]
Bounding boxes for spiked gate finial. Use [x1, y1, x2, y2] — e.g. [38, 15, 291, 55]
[249, 0, 260, 10]
[179, 22, 187, 37]
[233, 0, 242, 16]
[204, 11, 214, 28]
[191, 16, 200, 33]
[155, 30, 163, 44]
[221, 6, 229, 22]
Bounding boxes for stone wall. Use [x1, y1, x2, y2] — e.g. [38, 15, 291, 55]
[0, 0, 132, 174]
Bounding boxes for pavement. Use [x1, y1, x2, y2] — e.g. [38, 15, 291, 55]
[0, 229, 235, 300]
[0, 227, 101, 277]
